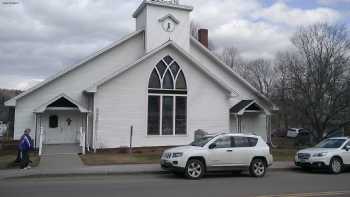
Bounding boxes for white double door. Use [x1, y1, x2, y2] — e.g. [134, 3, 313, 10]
[44, 111, 80, 144]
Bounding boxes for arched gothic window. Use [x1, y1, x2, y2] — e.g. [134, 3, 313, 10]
[147, 55, 187, 135]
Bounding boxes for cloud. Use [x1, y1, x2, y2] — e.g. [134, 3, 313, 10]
[0, 0, 345, 90]
[0, 0, 140, 90]
[184, 0, 342, 59]
[0, 75, 43, 91]
[258, 2, 341, 26]
[212, 19, 292, 59]
[317, 0, 350, 6]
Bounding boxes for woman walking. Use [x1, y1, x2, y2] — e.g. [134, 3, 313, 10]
[18, 129, 32, 169]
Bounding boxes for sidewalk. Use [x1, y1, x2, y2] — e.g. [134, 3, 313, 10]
[39, 144, 84, 169]
[0, 161, 294, 180]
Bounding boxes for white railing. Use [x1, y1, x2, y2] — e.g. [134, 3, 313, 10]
[80, 126, 86, 155]
[38, 126, 44, 156]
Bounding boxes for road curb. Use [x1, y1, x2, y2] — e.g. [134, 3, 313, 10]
[2, 170, 171, 180]
[2, 167, 296, 179]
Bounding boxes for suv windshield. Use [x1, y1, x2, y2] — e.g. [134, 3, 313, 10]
[315, 138, 346, 148]
[190, 136, 215, 147]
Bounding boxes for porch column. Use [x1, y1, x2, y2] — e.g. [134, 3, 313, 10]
[34, 113, 42, 150]
[38, 114, 43, 144]
[236, 114, 242, 133]
[34, 113, 37, 149]
[266, 114, 272, 144]
[93, 108, 99, 153]
[86, 112, 89, 151]
[80, 113, 86, 155]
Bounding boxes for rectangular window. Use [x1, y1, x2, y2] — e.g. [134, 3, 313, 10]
[233, 137, 251, 147]
[175, 96, 186, 134]
[213, 136, 233, 148]
[147, 96, 160, 135]
[162, 96, 173, 135]
[248, 137, 258, 147]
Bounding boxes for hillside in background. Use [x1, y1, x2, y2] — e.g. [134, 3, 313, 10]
[0, 89, 22, 123]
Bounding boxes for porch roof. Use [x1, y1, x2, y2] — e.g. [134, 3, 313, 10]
[230, 100, 270, 115]
[33, 93, 89, 113]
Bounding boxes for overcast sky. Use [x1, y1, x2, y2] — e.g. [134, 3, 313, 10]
[0, 0, 349, 90]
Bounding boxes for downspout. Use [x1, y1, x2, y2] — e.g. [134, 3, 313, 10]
[94, 108, 99, 153]
[34, 113, 37, 150]
[92, 93, 98, 153]
[266, 114, 276, 148]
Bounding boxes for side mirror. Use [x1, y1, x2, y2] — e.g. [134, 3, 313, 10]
[345, 145, 350, 151]
[209, 143, 216, 149]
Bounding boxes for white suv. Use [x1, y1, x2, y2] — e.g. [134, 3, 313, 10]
[295, 137, 350, 174]
[160, 133, 273, 179]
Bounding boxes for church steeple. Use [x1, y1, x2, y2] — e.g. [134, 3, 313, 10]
[133, 0, 193, 52]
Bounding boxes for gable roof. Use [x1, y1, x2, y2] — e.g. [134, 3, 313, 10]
[5, 29, 145, 107]
[158, 14, 180, 24]
[230, 100, 254, 114]
[33, 93, 88, 113]
[230, 100, 269, 115]
[85, 40, 238, 96]
[190, 37, 276, 109]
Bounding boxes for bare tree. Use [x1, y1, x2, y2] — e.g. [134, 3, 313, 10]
[285, 23, 350, 138]
[273, 51, 301, 129]
[190, 21, 201, 39]
[221, 47, 241, 69]
[219, 47, 275, 97]
[219, 46, 250, 80]
[245, 59, 275, 97]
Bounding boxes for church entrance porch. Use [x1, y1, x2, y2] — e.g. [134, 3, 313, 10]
[33, 94, 89, 149]
[42, 110, 82, 144]
[229, 100, 272, 142]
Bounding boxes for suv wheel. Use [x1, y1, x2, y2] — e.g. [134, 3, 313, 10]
[329, 157, 343, 174]
[249, 158, 266, 177]
[185, 159, 205, 179]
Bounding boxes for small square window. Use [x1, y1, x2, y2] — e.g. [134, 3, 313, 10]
[49, 115, 58, 128]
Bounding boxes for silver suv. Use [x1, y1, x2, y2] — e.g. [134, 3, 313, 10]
[295, 137, 350, 174]
[161, 133, 273, 179]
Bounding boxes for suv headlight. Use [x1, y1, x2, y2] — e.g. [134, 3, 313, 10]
[172, 152, 183, 158]
[312, 152, 328, 157]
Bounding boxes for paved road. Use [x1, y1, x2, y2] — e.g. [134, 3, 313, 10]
[0, 169, 350, 197]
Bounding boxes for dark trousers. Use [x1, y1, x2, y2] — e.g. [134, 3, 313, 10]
[20, 150, 30, 169]
[15, 150, 21, 162]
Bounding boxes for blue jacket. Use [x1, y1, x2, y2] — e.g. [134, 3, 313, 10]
[19, 134, 32, 151]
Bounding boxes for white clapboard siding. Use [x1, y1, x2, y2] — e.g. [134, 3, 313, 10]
[13, 32, 145, 140]
[94, 47, 230, 148]
[189, 39, 272, 110]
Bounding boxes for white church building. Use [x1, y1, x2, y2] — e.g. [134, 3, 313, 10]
[6, 0, 276, 150]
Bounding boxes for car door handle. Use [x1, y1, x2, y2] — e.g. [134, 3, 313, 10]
[226, 150, 233, 152]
